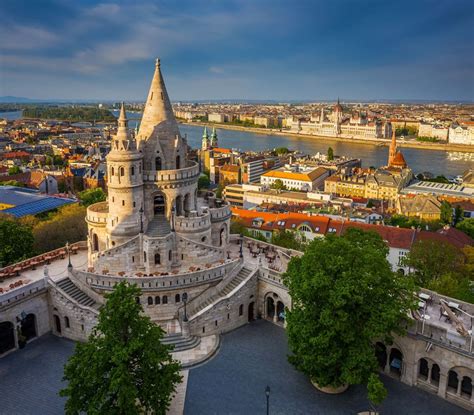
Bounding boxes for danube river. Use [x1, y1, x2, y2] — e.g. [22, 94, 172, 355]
[3, 110, 473, 177]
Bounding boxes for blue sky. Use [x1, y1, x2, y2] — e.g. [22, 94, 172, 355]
[1, 0, 473, 101]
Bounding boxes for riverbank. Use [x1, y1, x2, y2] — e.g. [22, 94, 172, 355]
[185, 121, 474, 153]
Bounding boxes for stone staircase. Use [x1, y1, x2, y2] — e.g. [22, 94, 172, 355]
[146, 215, 171, 237]
[191, 266, 252, 316]
[161, 332, 201, 352]
[56, 277, 98, 308]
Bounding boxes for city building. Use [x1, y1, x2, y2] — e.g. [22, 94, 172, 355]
[260, 165, 329, 191]
[449, 123, 474, 145]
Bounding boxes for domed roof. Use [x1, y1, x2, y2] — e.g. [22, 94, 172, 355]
[391, 151, 407, 168]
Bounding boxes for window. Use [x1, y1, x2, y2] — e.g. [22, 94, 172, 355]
[135, 297, 140, 304]
[239, 304, 243, 316]
[133, 201, 136, 207]
[120, 167, 125, 176]
[154, 253, 160, 265]
[155, 296, 160, 305]
[162, 295, 168, 304]
[147, 297, 153, 305]
[169, 250, 172, 261]
[175, 294, 180, 303]
[64, 316, 70, 328]
[131, 166, 135, 175]
[122, 200, 125, 206]
[111, 167, 115, 176]
[144, 251, 147, 262]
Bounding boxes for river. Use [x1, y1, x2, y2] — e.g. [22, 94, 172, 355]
[3, 110, 473, 177]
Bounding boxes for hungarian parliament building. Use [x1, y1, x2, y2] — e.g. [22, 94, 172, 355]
[291, 99, 393, 140]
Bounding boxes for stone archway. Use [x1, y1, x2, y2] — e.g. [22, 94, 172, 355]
[248, 301, 255, 322]
[153, 193, 166, 215]
[220, 224, 227, 247]
[93, 233, 99, 252]
[184, 193, 191, 213]
[389, 348, 403, 378]
[276, 301, 285, 322]
[54, 315, 62, 334]
[21, 313, 37, 341]
[266, 297, 275, 320]
[0, 321, 15, 355]
[175, 195, 183, 216]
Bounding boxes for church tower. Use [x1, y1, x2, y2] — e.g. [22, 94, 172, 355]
[106, 103, 144, 246]
[388, 129, 397, 166]
[210, 127, 218, 148]
[202, 126, 209, 150]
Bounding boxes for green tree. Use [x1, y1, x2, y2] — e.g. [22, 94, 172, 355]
[367, 373, 387, 410]
[283, 228, 415, 397]
[0, 180, 25, 187]
[440, 201, 452, 224]
[198, 174, 211, 190]
[274, 147, 290, 155]
[271, 230, 304, 250]
[270, 179, 286, 191]
[215, 182, 224, 198]
[402, 239, 463, 287]
[33, 204, 87, 253]
[0, 215, 34, 266]
[327, 147, 334, 161]
[230, 219, 250, 236]
[60, 282, 182, 414]
[453, 205, 464, 225]
[457, 218, 474, 239]
[8, 165, 21, 175]
[78, 188, 106, 207]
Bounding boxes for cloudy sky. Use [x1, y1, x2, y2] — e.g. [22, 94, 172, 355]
[1, 0, 473, 101]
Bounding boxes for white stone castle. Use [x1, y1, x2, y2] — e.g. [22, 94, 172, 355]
[0, 60, 473, 411]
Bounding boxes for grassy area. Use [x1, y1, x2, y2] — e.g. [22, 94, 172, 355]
[23, 106, 116, 122]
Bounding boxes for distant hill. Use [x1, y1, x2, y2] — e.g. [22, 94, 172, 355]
[0, 96, 41, 103]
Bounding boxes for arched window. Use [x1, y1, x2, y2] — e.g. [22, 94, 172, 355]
[175, 294, 180, 303]
[155, 296, 160, 305]
[461, 376, 472, 398]
[176, 155, 181, 169]
[147, 297, 153, 305]
[135, 297, 140, 304]
[120, 167, 125, 176]
[64, 316, 70, 328]
[162, 295, 168, 304]
[169, 250, 172, 261]
[131, 166, 135, 176]
[298, 224, 312, 233]
[155, 157, 162, 171]
[418, 358, 429, 380]
[143, 251, 147, 263]
[431, 364, 440, 385]
[239, 304, 243, 316]
[154, 253, 160, 265]
[447, 370, 458, 392]
[139, 163, 142, 174]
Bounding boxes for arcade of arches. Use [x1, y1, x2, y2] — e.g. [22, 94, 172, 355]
[264, 292, 286, 325]
[0, 314, 37, 355]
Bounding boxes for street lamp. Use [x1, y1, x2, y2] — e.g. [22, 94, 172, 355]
[139, 207, 144, 233]
[182, 292, 188, 322]
[66, 241, 72, 268]
[239, 233, 243, 258]
[265, 385, 270, 415]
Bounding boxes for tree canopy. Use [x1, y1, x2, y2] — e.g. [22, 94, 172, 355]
[457, 218, 474, 239]
[283, 228, 415, 402]
[270, 179, 286, 191]
[271, 229, 306, 251]
[327, 147, 334, 161]
[78, 188, 106, 207]
[198, 174, 211, 190]
[0, 215, 34, 266]
[60, 282, 182, 415]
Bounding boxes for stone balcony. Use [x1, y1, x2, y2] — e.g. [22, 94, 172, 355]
[143, 161, 200, 183]
[86, 201, 108, 225]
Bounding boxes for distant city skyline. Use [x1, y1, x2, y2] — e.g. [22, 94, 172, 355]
[1, 0, 473, 102]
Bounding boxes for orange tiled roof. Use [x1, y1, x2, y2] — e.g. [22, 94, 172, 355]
[262, 167, 327, 182]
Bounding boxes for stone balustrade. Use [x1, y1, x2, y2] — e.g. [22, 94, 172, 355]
[175, 211, 211, 233]
[143, 161, 200, 183]
[258, 266, 286, 287]
[0, 278, 47, 308]
[73, 258, 240, 292]
[209, 204, 231, 222]
[86, 201, 108, 224]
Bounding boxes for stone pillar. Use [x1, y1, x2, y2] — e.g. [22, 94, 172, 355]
[438, 371, 447, 398]
[384, 348, 391, 375]
[427, 365, 432, 384]
[181, 320, 190, 338]
[456, 378, 462, 396]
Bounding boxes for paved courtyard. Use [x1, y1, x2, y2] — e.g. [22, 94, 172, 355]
[185, 320, 469, 415]
[0, 320, 470, 415]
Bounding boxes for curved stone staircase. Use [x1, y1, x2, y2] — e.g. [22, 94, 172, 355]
[161, 332, 201, 352]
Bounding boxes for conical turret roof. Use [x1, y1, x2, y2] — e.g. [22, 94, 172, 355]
[137, 58, 179, 140]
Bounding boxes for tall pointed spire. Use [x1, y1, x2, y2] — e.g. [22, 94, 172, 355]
[118, 102, 127, 128]
[202, 126, 209, 150]
[137, 58, 178, 140]
[210, 127, 218, 148]
[388, 128, 397, 166]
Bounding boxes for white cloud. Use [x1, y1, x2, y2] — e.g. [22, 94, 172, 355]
[0, 25, 59, 50]
[209, 66, 224, 74]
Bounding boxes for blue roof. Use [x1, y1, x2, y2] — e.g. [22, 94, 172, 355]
[0, 186, 76, 217]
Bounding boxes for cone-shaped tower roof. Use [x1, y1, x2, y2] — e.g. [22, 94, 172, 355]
[137, 59, 179, 140]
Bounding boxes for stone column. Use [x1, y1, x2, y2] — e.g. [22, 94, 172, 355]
[456, 378, 462, 396]
[427, 364, 432, 384]
[181, 320, 190, 338]
[438, 371, 447, 398]
[384, 348, 391, 375]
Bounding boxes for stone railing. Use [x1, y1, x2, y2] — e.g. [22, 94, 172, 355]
[174, 211, 211, 233]
[258, 266, 286, 287]
[143, 161, 200, 183]
[91, 235, 140, 263]
[86, 201, 108, 224]
[209, 205, 232, 222]
[185, 258, 243, 317]
[73, 258, 240, 292]
[0, 278, 47, 308]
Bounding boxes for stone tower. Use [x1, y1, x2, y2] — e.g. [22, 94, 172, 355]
[202, 126, 210, 150]
[210, 127, 218, 148]
[388, 129, 397, 166]
[105, 103, 144, 246]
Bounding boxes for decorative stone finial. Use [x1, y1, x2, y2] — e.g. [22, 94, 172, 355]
[155, 58, 161, 68]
